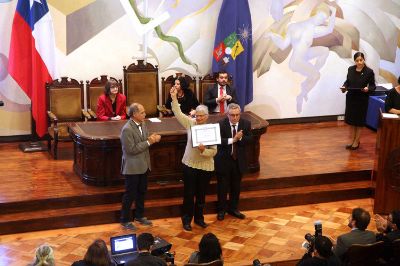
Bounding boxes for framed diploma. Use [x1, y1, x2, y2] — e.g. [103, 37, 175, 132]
[191, 123, 221, 147]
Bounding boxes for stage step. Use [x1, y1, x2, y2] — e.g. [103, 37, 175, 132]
[0, 170, 370, 215]
[0, 180, 372, 235]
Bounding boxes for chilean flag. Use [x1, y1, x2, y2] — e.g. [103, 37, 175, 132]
[8, 0, 58, 137]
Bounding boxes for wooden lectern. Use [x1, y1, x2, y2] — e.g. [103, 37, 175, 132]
[373, 112, 400, 213]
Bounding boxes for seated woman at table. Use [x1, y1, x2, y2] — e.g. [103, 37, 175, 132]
[162, 77, 199, 117]
[96, 80, 126, 121]
[385, 76, 400, 115]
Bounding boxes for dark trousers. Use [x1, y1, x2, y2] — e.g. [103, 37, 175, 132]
[181, 165, 212, 224]
[120, 173, 148, 223]
[216, 159, 242, 212]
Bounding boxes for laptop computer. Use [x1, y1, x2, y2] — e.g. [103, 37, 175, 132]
[110, 234, 138, 265]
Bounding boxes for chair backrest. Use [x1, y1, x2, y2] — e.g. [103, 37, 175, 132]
[123, 60, 159, 117]
[184, 259, 223, 266]
[392, 238, 400, 264]
[198, 74, 216, 104]
[198, 73, 232, 104]
[161, 73, 197, 105]
[46, 77, 84, 121]
[86, 75, 122, 113]
[344, 241, 385, 266]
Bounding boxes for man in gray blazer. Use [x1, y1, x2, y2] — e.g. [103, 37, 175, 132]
[120, 103, 161, 230]
[333, 207, 376, 260]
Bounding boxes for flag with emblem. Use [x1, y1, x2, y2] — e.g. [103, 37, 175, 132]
[8, 0, 58, 137]
[212, 0, 253, 108]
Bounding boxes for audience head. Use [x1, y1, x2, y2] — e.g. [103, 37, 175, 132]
[137, 233, 154, 251]
[314, 236, 333, 259]
[227, 103, 241, 124]
[104, 79, 119, 96]
[83, 239, 112, 266]
[216, 70, 229, 87]
[349, 207, 370, 230]
[195, 105, 209, 125]
[397, 75, 400, 85]
[198, 233, 222, 263]
[389, 210, 400, 231]
[172, 76, 189, 92]
[32, 244, 55, 266]
[128, 103, 146, 122]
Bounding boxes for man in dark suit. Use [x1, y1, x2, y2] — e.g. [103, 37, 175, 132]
[204, 70, 238, 113]
[333, 207, 376, 260]
[120, 103, 161, 231]
[215, 103, 252, 220]
[125, 233, 167, 266]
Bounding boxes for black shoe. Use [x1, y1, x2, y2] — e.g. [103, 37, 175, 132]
[194, 220, 208, 228]
[121, 222, 137, 231]
[135, 217, 153, 226]
[217, 211, 225, 221]
[228, 209, 245, 219]
[345, 144, 353, 149]
[183, 223, 192, 231]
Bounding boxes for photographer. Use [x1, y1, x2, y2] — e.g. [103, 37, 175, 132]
[125, 233, 167, 266]
[297, 236, 340, 266]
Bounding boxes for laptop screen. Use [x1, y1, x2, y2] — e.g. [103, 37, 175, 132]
[110, 234, 137, 255]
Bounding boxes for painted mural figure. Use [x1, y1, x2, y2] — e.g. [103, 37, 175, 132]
[268, 5, 336, 113]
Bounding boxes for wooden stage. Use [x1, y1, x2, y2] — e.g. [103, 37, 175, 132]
[0, 121, 376, 235]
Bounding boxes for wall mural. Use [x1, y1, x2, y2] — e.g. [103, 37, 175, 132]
[0, 0, 399, 136]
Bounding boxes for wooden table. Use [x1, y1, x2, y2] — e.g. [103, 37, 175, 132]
[69, 112, 268, 186]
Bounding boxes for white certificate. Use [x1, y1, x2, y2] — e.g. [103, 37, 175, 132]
[191, 123, 221, 147]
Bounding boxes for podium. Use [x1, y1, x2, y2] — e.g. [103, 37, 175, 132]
[373, 112, 400, 213]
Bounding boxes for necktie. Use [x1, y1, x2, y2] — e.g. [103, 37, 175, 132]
[232, 124, 237, 160]
[138, 124, 143, 136]
[219, 86, 225, 113]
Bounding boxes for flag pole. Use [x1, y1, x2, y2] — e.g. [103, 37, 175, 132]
[19, 107, 48, 152]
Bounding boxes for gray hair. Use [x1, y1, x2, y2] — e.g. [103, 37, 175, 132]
[32, 245, 55, 266]
[195, 104, 209, 115]
[227, 103, 241, 112]
[128, 103, 141, 117]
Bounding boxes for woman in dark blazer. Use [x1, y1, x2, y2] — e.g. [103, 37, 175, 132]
[96, 80, 126, 121]
[341, 52, 376, 150]
[163, 76, 199, 116]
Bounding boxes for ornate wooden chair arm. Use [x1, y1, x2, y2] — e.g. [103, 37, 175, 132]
[47, 111, 58, 126]
[87, 109, 97, 120]
[82, 109, 91, 120]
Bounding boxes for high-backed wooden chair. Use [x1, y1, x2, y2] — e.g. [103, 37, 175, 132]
[123, 60, 159, 117]
[343, 241, 385, 266]
[199, 73, 232, 104]
[184, 259, 223, 266]
[86, 75, 122, 120]
[198, 74, 216, 105]
[161, 73, 197, 105]
[46, 77, 89, 159]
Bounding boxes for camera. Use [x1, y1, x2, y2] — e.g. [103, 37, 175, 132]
[160, 251, 175, 265]
[303, 221, 322, 253]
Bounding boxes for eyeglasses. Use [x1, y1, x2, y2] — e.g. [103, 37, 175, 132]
[195, 114, 207, 118]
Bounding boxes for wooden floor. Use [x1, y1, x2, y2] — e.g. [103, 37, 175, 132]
[0, 121, 376, 203]
[0, 199, 377, 266]
[0, 121, 378, 265]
